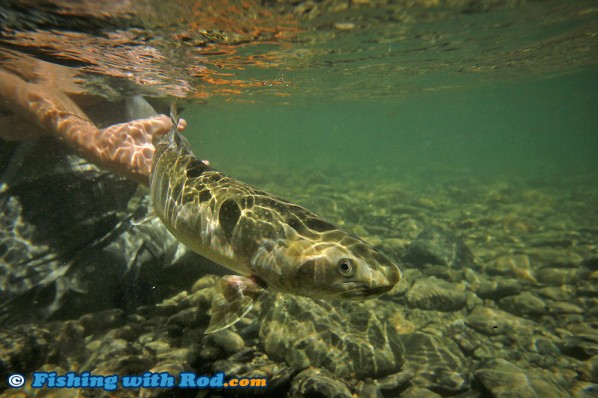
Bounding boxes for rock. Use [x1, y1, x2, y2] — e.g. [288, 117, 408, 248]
[288, 368, 353, 398]
[355, 380, 383, 398]
[0, 325, 53, 390]
[405, 276, 467, 311]
[570, 381, 598, 398]
[334, 22, 355, 30]
[401, 387, 443, 398]
[403, 227, 474, 269]
[548, 301, 584, 315]
[537, 286, 575, 301]
[498, 292, 546, 317]
[376, 369, 415, 392]
[536, 266, 586, 286]
[401, 332, 471, 393]
[466, 305, 537, 336]
[191, 274, 219, 292]
[581, 355, 598, 383]
[578, 281, 598, 298]
[144, 340, 171, 355]
[79, 309, 126, 336]
[200, 346, 222, 361]
[91, 354, 154, 376]
[52, 320, 85, 358]
[475, 279, 522, 299]
[167, 306, 208, 328]
[561, 336, 598, 360]
[259, 293, 405, 378]
[84, 338, 132, 367]
[449, 325, 482, 354]
[581, 258, 598, 271]
[529, 336, 560, 357]
[156, 347, 198, 364]
[213, 348, 294, 392]
[141, 362, 190, 398]
[211, 329, 245, 355]
[475, 358, 573, 397]
[485, 255, 537, 283]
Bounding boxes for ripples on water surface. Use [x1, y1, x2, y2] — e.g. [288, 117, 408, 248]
[3, 0, 595, 178]
[0, 0, 597, 396]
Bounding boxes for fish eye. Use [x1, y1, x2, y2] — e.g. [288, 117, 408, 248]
[338, 258, 354, 277]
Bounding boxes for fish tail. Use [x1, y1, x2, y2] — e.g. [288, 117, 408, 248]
[168, 100, 179, 143]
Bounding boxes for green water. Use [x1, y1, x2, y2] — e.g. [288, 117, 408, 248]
[186, 67, 598, 184]
[2, 1, 598, 395]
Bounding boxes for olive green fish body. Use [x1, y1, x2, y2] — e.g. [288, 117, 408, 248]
[150, 122, 401, 333]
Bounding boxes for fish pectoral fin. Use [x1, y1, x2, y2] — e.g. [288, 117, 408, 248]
[205, 275, 265, 334]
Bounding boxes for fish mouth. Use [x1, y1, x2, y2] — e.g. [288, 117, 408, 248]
[335, 283, 394, 300]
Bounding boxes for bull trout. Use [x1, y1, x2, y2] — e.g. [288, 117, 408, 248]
[150, 106, 401, 333]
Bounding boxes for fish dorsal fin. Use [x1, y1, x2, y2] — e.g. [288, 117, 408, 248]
[205, 275, 265, 334]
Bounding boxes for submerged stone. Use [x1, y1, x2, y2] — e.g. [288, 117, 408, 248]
[475, 278, 522, 299]
[0, 325, 53, 390]
[288, 368, 353, 398]
[401, 332, 471, 393]
[405, 276, 467, 311]
[259, 293, 405, 378]
[466, 305, 537, 336]
[211, 329, 245, 355]
[581, 355, 598, 383]
[536, 266, 586, 286]
[475, 358, 573, 398]
[403, 227, 474, 269]
[498, 291, 547, 317]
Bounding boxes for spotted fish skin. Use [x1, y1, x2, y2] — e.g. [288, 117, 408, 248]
[150, 120, 401, 332]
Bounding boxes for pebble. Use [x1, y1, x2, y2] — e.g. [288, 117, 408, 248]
[547, 301, 584, 315]
[288, 368, 353, 398]
[475, 278, 522, 299]
[536, 286, 575, 301]
[334, 22, 355, 30]
[191, 275, 219, 292]
[403, 227, 474, 269]
[485, 254, 536, 282]
[536, 266, 585, 286]
[156, 347, 197, 363]
[466, 305, 536, 336]
[581, 258, 598, 271]
[571, 381, 598, 398]
[406, 276, 466, 311]
[144, 340, 171, 355]
[211, 329, 245, 355]
[167, 306, 208, 328]
[401, 332, 471, 393]
[259, 294, 405, 378]
[401, 387, 443, 398]
[79, 309, 126, 335]
[200, 346, 222, 361]
[475, 358, 573, 397]
[498, 291, 546, 317]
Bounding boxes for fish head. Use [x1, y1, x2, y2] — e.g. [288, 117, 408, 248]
[285, 236, 402, 300]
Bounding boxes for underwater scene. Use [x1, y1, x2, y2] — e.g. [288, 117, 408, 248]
[0, 0, 597, 397]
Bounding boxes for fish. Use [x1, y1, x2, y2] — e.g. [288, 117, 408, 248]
[149, 104, 402, 333]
